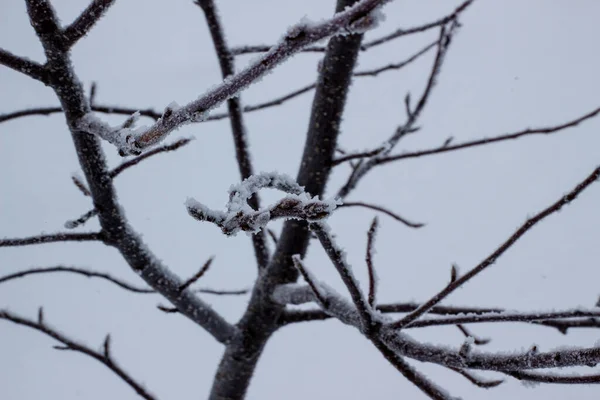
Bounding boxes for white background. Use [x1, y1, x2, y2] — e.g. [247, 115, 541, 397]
[1, 0, 600, 399]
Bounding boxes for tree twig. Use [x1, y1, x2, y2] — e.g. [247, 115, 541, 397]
[337, 201, 424, 228]
[179, 257, 214, 292]
[366, 217, 379, 308]
[0, 308, 158, 400]
[0, 232, 104, 247]
[0, 47, 48, 83]
[390, 164, 600, 330]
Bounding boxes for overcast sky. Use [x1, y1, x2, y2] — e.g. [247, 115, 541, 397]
[2, 1, 600, 399]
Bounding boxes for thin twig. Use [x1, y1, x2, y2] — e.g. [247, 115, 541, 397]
[354, 41, 437, 77]
[391, 165, 600, 330]
[376, 106, 600, 166]
[506, 370, 600, 384]
[0, 308, 158, 400]
[0, 232, 103, 247]
[179, 257, 214, 292]
[337, 201, 424, 228]
[65, 209, 99, 229]
[62, 0, 116, 48]
[291, 255, 328, 306]
[449, 367, 503, 388]
[456, 324, 490, 345]
[71, 174, 91, 196]
[366, 217, 379, 308]
[110, 137, 193, 178]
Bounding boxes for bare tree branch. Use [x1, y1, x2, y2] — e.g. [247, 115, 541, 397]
[110, 137, 193, 178]
[375, 106, 600, 166]
[0, 308, 158, 400]
[505, 370, 600, 384]
[229, 0, 475, 55]
[354, 41, 437, 77]
[337, 201, 424, 228]
[0, 265, 249, 296]
[62, 0, 116, 48]
[0, 232, 104, 247]
[366, 217, 379, 308]
[179, 256, 214, 292]
[390, 164, 600, 330]
[0, 47, 48, 83]
[449, 367, 503, 388]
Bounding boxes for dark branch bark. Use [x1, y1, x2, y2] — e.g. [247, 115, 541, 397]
[207, 0, 366, 398]
[196, 0, 269, 269]
[0, 232, 103, 247]
[0, 47, 49, 83]
[62, 0, 116, 48]
[24, 0, 235, 344]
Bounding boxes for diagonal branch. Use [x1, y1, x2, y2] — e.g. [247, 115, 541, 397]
[0, 47, 48, 83]
[0, 309, 158, 400]
[62, 0, 116, 48]
[505, 370, 600, 384]
[0, 232, 104, 247]
[375, 106, 600, 166]
[390, 164, 600, 330]
[196, 0, 269, 269]
[75, 0, 394, 153]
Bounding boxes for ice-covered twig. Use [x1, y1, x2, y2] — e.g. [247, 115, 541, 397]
[186, 172, 340, 235]
[390, 164, 600, 330]
[0, 308, 157, 400]
[179, 257, 214, 292]
[449, 368, 503, 388]
[505, 370, 600, 384]
[75, 0, 394, 154]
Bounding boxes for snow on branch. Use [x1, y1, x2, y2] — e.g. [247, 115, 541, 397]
[186, 172, 340, 235]
[73, 0, 394, 155]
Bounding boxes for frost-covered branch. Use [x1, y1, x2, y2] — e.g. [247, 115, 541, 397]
[229, 0, 475, 55]
[0, 309, 158, 400]
[196, 0, 269, 269]
[186, 172, 340, 235]
[0, 47, 48, 83]
[390, 164, 600, 330]
[505, 370, 600, 384]
[73, 0, 394, 154]
[23, 0, 236, 344]
[0, 232, 104, 247]
[62, 0, 116, 48]
[366, 217, 379, 308]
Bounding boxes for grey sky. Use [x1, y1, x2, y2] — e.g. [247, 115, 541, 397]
[1, 0, 600, 399]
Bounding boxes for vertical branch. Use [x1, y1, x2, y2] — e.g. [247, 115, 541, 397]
[196, 0, 269, 269]
[366, 217, 379, 308]
[208, 1, 367, 399]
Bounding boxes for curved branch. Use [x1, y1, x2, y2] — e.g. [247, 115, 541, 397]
[0, 309, 158, 400]
[0, 232, 104, 247]
[0, 266, 249, 296]
[506, 370, 600, 384]
[337, 201, 424, 228]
